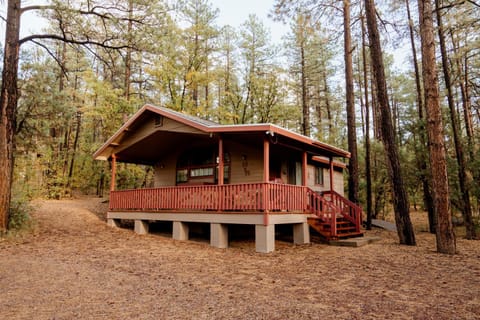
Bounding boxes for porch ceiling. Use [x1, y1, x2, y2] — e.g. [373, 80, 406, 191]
[114, 130, 343, 165]
[114, 131, 212, 165]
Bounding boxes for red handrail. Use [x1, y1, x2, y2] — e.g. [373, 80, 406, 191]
[109, 183, 309, 213]
[322, 190, 363, 233]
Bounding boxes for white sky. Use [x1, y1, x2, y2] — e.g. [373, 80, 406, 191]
[2, 1, 288, 44]
[210, 0, 289, 43]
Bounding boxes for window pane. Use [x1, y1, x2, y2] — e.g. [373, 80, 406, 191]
[191, 167, 214, 177]
[176, 169, 188, 182]
[315, 167, 324, 185]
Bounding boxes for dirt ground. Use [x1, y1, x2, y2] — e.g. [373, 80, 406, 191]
[0, 198, 479, 320]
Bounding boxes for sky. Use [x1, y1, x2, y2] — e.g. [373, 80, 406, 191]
[210, 0, 289, 43]
[2, 0, 289, 45]
[2, 1, 408, 71]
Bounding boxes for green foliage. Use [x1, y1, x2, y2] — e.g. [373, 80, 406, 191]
[7, 197, 33, 232]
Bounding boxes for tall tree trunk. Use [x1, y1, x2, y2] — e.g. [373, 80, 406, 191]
[365, 0, 416, 245]
[124, 0, 133, 101]
[322, 69, 333, 140]
[66, 112, 82, 192]
[344, 0, 359, 204]
[406, 0, 436, 233]
[0, 0, 21, 232]
[300, 43, 310, 136]
[452, 33, 479, 215]
[360, 11, 373, 230]
[418, 0, 456, 254]
[435, 0, 476, 239]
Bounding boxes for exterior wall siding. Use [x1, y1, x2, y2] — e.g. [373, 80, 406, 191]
[308, 165, 345, 196]
[152, 138, 344, 196]
[153, 152, 178, 187]
[227, 140, 264, 184]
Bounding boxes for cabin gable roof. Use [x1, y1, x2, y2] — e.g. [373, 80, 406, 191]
[93, 104, 350, 163]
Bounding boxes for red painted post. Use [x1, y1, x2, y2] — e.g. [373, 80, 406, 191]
[110, 154, 117, 192]
[329, 157, 334, 192]
[263, 137, 270, 183]
[302, 151, 307, 186]
[263, 137, 270, 225]
[218, 136, 224, 186]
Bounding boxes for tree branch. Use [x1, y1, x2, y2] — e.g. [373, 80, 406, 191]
[19, 34, 136, 50]
[20, 5, 56, 15]
[466, 0, 480, 7]
[30, 39, 70, 81]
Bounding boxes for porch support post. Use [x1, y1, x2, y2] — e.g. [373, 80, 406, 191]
[329, 157, 334, 192]
[302, 151, 308, 186]
[263, 136, 270, 182]
[263, 137, 270, 225]
[134, 220, 149, 235]
[255, 224, 275, 253]
[218, 136, 224, 185]
[107, 218, 120, 228]
[210, 223, 228, 248]
[173, 221, 189, 240]
[110, 154, 117, 191]
[293, 222, 310, 245]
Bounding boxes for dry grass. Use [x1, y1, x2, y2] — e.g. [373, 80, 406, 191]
[0, 198, 479, 319]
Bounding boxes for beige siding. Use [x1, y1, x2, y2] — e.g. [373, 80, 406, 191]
[158, 117, 205, 134]
[227, 140, 264, 184]
[153, 152, 178, 187]
[307, 165, 344, 196]
[154, 140, 265, 186]
[152, 137, 345, 196]
[116, 116, 205, 155]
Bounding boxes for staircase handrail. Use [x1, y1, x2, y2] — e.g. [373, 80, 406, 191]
[306, 189, 339, 236]
[322, 190, 362, 233]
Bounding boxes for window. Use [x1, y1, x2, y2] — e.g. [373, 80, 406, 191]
[315, 167, 324, 185]
[176, 169, 188, 182]
[176, 147, 230, 184]
[154, 115, 164, 127]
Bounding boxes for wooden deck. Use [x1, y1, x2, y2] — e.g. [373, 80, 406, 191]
[109, 183, 363, 241]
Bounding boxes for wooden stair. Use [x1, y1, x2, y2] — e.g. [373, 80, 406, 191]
[307, 216, 363, 241]
[306, 189, 364, 241]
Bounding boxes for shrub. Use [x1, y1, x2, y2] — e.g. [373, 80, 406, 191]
[8, 197, 33, 232]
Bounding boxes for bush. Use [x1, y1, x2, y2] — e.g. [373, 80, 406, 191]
[8, 198, 33, 231]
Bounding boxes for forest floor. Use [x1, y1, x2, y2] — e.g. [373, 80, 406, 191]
[0, 197, 479, 320]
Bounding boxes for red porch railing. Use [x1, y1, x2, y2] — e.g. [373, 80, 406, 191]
[322, 190, 363, 233]
[109, 183, 363, 237]
[109, 183, 309, 213]
[306, 189, 339, 236]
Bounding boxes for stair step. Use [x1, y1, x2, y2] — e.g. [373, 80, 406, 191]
[336, 231, 364, 239]
[337, 226, 357, 231]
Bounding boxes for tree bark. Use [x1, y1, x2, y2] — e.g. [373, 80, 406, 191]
[300, 42, 310, 137]
[360, 11, 373, 230]
[0, 0, 21, 232]
[364, 0, 416, 245]
[322, 69, 333, 140]
[418, 0, 456, 254]
[406, 0, 436, 233]
[124, 0, 133, 100]
[435, 0, 476, 239]
[344, 0, 359, 204]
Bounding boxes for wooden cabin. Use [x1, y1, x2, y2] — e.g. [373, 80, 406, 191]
[94, 104, 363, 252]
